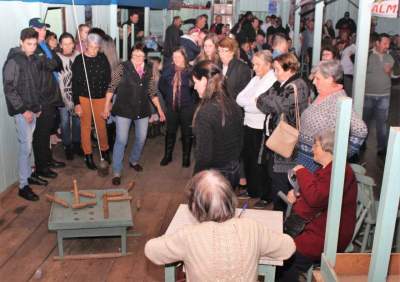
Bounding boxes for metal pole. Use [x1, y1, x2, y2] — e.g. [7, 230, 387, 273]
[131, 23, 135, 48]
[368, 127, 400, 282]
[322, 97, 352, 267]
[294, 0, 301, 56]
[162, 9, 167, 41]
[312, 0, 324, 67]
[109, 4, 117, 40]
[352, 0, 374, 116]
[123, 24, 128, 61]
[144, 6, 150, 37]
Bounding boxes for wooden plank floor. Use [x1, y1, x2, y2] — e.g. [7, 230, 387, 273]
[0, 134, 192, 282]
[0, 88, 398, 282]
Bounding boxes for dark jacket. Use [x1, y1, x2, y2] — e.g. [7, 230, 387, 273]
[256, 73, 310, 173]
[112, 62, 154, 120]
[179, 36, 200, 62]
[224, 58, 252, 99]
[158, 64, 197, 110]
[193, 97, 243, 174]
[163, 24, 182, 58]
[72, 52, 111, 105]
[293, 163, 357, 261]
[35, 42, 63, 108]
[2, 47, 41, 116]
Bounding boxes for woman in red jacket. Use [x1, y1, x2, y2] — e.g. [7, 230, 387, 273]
[277, 130, 357, 281]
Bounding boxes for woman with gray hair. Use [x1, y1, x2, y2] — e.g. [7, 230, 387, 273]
[278, 130, 357, 281]
[296, 59, 367, 173]
[145, 170, 295, 281]
[72, 32, 111, 170]
[236, 50, 277, 207]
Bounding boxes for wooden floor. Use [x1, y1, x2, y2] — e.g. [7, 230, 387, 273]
[0, 89, 398, 282]
[0, 135, 193, 282]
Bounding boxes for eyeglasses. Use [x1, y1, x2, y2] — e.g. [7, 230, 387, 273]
[132, 54, 145, 58]
[218, 48, 231, 54]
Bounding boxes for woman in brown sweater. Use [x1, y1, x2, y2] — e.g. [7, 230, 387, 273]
[145, 170, 295, 281]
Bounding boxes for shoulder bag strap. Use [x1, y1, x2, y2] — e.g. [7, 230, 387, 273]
[290, 83, 301, 131]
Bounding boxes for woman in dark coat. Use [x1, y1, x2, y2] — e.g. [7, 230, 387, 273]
[256, 53, 310, 211]
[159, 47, 197, 167]
[191, 60, 243, 188]
[103, 44, 165, 185]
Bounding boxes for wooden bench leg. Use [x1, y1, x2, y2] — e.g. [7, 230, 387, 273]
[121, 227, 127, 255]
[165, 265, 176, 282]
[57, 231, 64, 257]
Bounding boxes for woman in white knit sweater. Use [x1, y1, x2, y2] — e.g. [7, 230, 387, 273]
[145, 170, 295, 282]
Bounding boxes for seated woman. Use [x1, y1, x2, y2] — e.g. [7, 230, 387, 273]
[277, 130, 357, 281]
[145, 170, 296, 281]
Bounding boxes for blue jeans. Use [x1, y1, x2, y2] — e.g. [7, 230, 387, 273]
[14, 114, 36, 189]
[59, 107, 81, 146]
[112, 116, 149, 174]
[363, 95, 390, 151]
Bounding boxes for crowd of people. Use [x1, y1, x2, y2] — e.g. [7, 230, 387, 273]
[3, 8, 399, 281]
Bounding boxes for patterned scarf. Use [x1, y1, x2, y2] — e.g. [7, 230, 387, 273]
[172, 65, 184, 111]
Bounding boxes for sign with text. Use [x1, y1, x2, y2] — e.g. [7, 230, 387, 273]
[372, 0, 399, 18]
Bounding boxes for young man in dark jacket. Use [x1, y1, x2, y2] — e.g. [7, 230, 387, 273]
[2, 28, 43, 201]
[29, 18, 65, 180]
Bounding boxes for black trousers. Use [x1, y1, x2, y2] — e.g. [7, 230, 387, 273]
[33, 106, 56, 171]
[166, 105, 194, 139]
[276, 251, 315, 282]
[242, 126, 270, 199]
[267, 155, 291, 212]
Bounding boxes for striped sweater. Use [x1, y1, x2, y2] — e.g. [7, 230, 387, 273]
[296, 90, 368, 172]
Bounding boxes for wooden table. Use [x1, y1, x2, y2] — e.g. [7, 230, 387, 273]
[164, 204, 283, 282]
[48, 189, 133, 259]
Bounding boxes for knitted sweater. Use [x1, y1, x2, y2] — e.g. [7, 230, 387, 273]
[145, 218, 296, 282]
[296, 90, 367, 172]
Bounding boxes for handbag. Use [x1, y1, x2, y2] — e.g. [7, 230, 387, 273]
[283, 212, 310, 238]
[265, 83, 300, 159]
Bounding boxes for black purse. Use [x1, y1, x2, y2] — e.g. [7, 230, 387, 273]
[283, 212, 310, 238]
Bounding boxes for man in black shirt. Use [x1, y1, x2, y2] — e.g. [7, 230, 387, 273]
[163, 16, 183, 67]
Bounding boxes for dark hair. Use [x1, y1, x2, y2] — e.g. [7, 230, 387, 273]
[172, 46, 189, 67]
[129, 42, 145, 59]
[192, 60, 232, 126]
[45, 31, 57, 41]
[148, 56, 161, 64]
[378, 33, 391, 42]
[59, 32, 74, 43]
[173, 16, 181, 23]
[274, 52, 300, 73]
[215, 23, 225, 35]
[129, 11, 139, 17]
[20, 28, 38, 41]
[89, 27, 107, 39]
[321, 44, 339, 59]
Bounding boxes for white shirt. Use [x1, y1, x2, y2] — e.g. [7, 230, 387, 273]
[341, 44, 356, 75]
[236, 70, 277, 129]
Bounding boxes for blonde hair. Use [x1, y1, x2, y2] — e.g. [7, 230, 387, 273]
[188, 170, 237, 223]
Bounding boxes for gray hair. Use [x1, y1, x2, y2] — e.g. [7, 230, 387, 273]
[87, 33, 102, 46]
[314, 129, 335, 154]
[187, 170, 237, 223]
[253, 50, 273, 65]
[311, 60, 343, 83]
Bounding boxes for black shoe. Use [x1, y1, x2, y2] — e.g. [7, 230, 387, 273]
[112, 176, 121, 185]
[182, 135, 193, 168]
[35, 168, 58, 179]
[160, 133, 176, 166]
[101, 150, 111, 164]
[47, 159, 66, 168]
[73, 142, 84, 156]
[64, 145, 74, 160]
[377, 149, 387, 159]
[18, 186, 39, 201]
[85, 154, 97, 170]
[129, 163, 143, 172]
[28, 174, 48, 186]
[253, 200, 270, 209]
